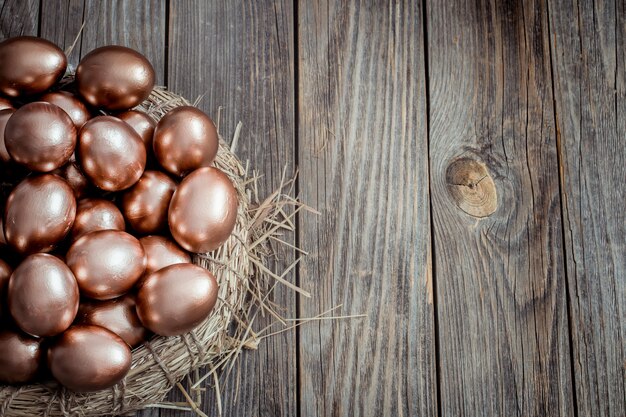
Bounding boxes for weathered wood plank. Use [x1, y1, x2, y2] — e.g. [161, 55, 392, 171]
[39, 0, 84, 68]
[0, 0, 38, 38]
[297, 1, 436, 416]
[40, 2, 166, 416]
[41, 0, 165, 84]
[168, 1, 297, 416]
[427, 0, 574, 416]
[547, 1, 626, 416]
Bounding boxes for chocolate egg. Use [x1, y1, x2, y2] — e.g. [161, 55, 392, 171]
[76, 294, 148, 348]
[136, 264, 219, 336]
[122, 171, 176, 234]
[48, 325, 132, 392]
[0, 36, 67, 97]
[0, 108, 14, 163]
[78, 116, 146, 191]
[54, 160, 90, 198]
[41, 91, 91, 128]
[168, 167, 238, 252]
[153, 106, 219, 176]
[0, 97, 13, 110]
[140, 235, 191, 274]
[5, 102, 77, 172]
[118, 110, 155, 150]
[76, 46, 155, 111]
[0, 330, 42, 384]
[4, 174, 76, 254]
[72, 198, 125, 240]
[66, 230, 146, 300]
[8, 254, 79, 337]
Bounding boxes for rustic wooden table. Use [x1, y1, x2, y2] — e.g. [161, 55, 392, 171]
[1, 1, 624, 416]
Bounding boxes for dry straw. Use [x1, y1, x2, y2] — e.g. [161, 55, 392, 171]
[0, 87, 312, 416]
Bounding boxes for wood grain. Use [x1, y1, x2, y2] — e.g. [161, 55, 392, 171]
[548, 1, 626, 416]
[427, 0, 574, 416]
[0, 0, 38, 38]
[168, 1, 297, 416]
[296, 1, 436, 416]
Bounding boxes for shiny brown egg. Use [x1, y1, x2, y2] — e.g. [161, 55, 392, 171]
[47, 325, 132, 392]
[0, 36, 67, 97]
[118, 110, 155, 150]
[140, 235, 191, 274]
[76, 294, 149, 348]
[0, 330, 42, 384]
[5, 102, 77, 172]
[78, 116, 146, 191]
[4, 174, 76, 254]
[0, 97, 12, 110]
[72, 198, 125, 240]
[8, 253, 79, 337]
[76, 46, 155, 111]
[0, 259, 11, 319]
[66, 230, 146, 300]
[0, 217, 6, 246]
[168, 167, 238, 253]
[0, 259, 11, 296]
[122, 171, 176, 234]
[153, 106, 219, 176]
[54, 160, 90, 198]
[136, 264, 219, 336]
[0, 108, 14, 163]
[41, 91, 91, 128]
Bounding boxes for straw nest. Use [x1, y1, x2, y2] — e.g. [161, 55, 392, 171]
[0, 87, 298, 416]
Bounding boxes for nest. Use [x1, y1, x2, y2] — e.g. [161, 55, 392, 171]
[0, 87, 298, 416]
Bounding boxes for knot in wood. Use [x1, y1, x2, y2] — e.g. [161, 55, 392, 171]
[445, 158, 497, 218]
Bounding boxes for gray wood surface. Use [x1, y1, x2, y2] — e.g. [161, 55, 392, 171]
[296, 1, 436, 416]
[0, 0, 38, 37]
[1, 1, 625, 416]
[427, 0, 574, 415]
[168, 1, 297, 416]
[548, 1, 626, 416]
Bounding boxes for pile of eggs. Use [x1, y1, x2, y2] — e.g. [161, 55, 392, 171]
[0, 37, 238, 392]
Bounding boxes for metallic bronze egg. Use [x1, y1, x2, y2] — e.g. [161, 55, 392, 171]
[5, 102, 77, 172]
[136, 263, 218, 336]
[76, 46, 155, 111]
[0, 259, 11, 295]
[0, 218, 6, 246]
[118, 110, 155, 150]
[66, 230, 146, 300]
[41, 91, 91, 128]
[153, 106, 219, 176]
[8, 253, 79, 337]
[78, 116, 146, 191]
[4, 174, 76, 254]
[0, 259, 11, 318]
[76, 294, 149, 348]
[168, 167, 238, 253]
[0, 97, 13, 110]
[122, 171, 176, 234]
[0, 330, 42, 384]
[0, 36, 67, 97]
[53, 160, 90, 199]
[47, 324, 132, 392]
[0, 108, 14, 163]
[140, 235, 191, 274]
[72, 198, 125, 240]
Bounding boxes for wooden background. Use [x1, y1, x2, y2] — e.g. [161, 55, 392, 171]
[0, 0, 624, 416]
